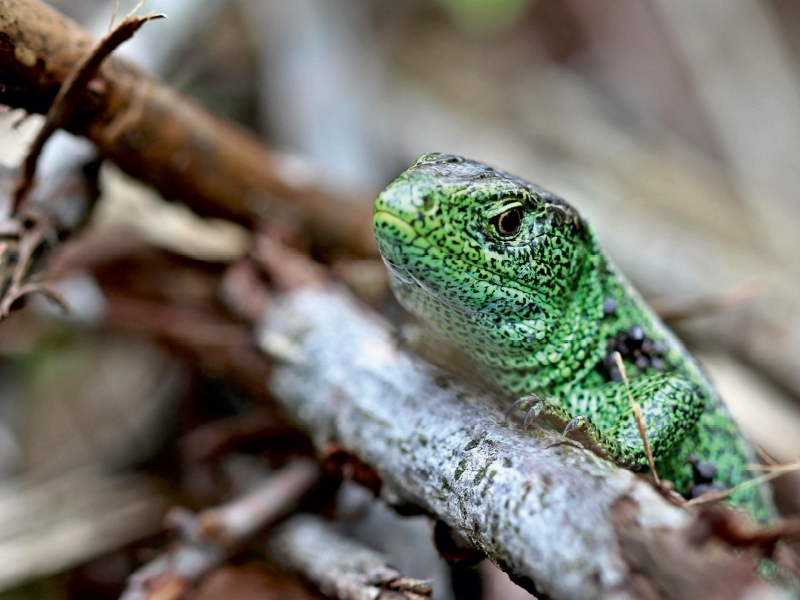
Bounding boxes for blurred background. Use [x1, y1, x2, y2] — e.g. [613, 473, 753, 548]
[2, 0, 800, 598]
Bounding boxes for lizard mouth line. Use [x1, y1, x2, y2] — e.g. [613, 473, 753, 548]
[374, 209, 538, 302]
[380, 255, 414, 285]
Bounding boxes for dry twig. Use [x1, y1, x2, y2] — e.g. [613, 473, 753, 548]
[687, 457, 800, 508]
[615, 351, 661, 486]
[14, 9, 164, 206]
[267, 514, 432, 600]
[119, 458, 321, 600]
[0, 4, 160, 323]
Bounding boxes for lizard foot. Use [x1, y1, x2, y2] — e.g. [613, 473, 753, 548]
[504, 395, 573, 433]
[504, 394, 542, 431]
[507, 398, 638, 467]
[562, 416, 603, 455]
[563, 415, 638, 466]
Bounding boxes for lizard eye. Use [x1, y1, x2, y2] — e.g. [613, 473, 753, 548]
[495, 207, 522, 236]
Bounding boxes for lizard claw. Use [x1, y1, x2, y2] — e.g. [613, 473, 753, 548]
[503, 394, 542, 421]
[561, 416, 590, 441]
[562, 416, 588, 437]
[561, 416, 605, 458]
[523, 399, 545, 432]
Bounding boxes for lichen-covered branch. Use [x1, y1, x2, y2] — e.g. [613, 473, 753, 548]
[267, 514, 432, 600]
[259, 287, 781, 600]
[0, 0, 375, 256]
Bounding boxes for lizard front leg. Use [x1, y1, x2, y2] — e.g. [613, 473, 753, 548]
[506, 395, 637, 465]
[508, 375, 707, 470]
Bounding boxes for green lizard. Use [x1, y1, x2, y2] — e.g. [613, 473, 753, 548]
[373, 152, 776, 523]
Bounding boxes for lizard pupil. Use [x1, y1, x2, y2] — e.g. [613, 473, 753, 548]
[496, 208, 522, 236]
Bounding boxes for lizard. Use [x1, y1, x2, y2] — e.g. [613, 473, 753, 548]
[373, 152, 776, 524]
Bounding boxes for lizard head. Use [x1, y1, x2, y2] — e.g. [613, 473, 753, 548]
[373, 153, 593, 351]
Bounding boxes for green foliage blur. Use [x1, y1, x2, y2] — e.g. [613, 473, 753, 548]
[433, 0, 534, 32]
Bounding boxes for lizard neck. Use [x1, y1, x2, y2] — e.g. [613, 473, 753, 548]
[473, 234, 609, 398]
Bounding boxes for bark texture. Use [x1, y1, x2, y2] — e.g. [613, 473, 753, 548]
[259, 287, 779, 600]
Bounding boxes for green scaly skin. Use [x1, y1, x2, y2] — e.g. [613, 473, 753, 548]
[373, 153, 776, 523]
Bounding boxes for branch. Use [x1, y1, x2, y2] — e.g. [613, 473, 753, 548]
[14, 9, 164, 207]
[119, 458, 321, 600]
[267, 514, 432, 600]
[258, 286, 784, 600]
[0, 3, 151, 321]
[0, 157, 100, 322]
[0, 0, 375, 256]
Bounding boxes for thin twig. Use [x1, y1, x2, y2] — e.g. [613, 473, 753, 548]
[614, 351, 660, 485]
[267, 514, 432, 600]
[756, 446, 781, 467]
[109, 0, 122, 32]
[747, 456, 800, 474]
[111, 0, 147, 33]
[119, 458, 320, 600]
[687, 457, 800, 507]
[14, 9, 165, 207]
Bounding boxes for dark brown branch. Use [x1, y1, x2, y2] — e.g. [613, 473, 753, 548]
[0, 4, 146, 322]
[14, 11, 164, 207]
[0, 0, 376, 257]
